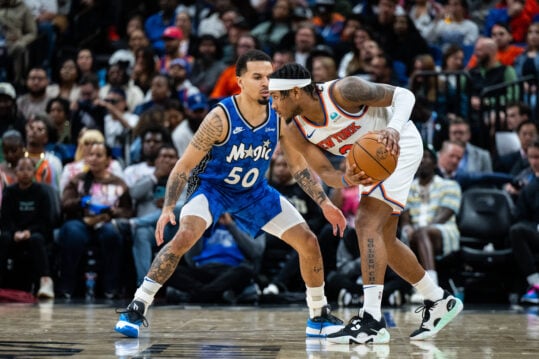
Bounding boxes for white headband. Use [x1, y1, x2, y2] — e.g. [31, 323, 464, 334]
[268, 78, 311, 91]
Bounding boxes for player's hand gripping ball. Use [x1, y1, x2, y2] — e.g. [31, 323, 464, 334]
[346, 133, 398, 181]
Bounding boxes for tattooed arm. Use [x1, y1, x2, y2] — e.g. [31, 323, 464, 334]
[155, 107, 227, 245]
[279, 118, 346, 236]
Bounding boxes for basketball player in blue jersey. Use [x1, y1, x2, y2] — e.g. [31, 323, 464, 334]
[115, 50, 347, 339]
[268, 63, 463, 344]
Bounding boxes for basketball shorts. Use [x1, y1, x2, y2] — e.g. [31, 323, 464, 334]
[360, 122, 423, 214]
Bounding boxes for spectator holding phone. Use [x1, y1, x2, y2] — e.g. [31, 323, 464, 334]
[57, 143, 132, 299]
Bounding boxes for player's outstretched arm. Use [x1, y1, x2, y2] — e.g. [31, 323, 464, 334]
[155, 107, 227, 245]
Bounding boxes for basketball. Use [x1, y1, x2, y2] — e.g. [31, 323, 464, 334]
[346, 133, 398, 181]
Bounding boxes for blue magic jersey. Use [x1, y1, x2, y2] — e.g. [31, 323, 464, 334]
[185, 96, 283, 237]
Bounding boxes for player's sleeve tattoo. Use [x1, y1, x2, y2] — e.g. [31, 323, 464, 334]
[191, 111, 224, 152]
[339, 77, 393, 103]
[163, 171, 188, 208]
[293, 168, 328, 205]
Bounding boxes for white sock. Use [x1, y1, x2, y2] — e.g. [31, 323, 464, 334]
[306, 283, 327, 318]
[413, 272, 443, 301]
[362, 285, 384, 321]
[527, 273, 539, 287]
[427, 270, 438, 285]
[134, 276, 162, 314]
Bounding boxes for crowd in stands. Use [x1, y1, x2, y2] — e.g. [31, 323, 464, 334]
[1, 0, 539, 306]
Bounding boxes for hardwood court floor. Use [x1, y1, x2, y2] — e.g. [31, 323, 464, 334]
[1, 301, 539, 358]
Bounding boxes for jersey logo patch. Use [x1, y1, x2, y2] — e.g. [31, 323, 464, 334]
[233, 127, 245, 134]
[330, 112, 338, 120]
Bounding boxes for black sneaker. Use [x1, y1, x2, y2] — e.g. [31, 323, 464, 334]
[306, 305, 344, 337]
[410, 290, 463, 340]
[114, 300, 149, 338]
[327, 310, 390, 344]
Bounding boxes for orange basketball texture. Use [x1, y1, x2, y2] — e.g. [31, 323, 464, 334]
[347, 133, 398, 181]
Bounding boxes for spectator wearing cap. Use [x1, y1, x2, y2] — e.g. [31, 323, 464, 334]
[210, 34, 258, 102]
[173, 93, 209, 157]
[251, 0, 293, 54]
[97, 87, 140, 150]
[144, 0, 179, 56]
[312, 0, 345, 48]
[159, 26, 190, 73]
[167, 57, 200, 108]
[0, 83, 25, 161]
[98, 51, 144, 112]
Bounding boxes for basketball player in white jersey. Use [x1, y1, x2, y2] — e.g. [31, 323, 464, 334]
[269, 63, 463, 344]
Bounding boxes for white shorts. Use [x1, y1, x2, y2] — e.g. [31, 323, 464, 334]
[180, 194, 305, 239]
[360, 122, 423, 214]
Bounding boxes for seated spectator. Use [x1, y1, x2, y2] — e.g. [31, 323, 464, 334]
[190, 34, 227, 96]
[448, 117, 493, 173]
[424, 0, 479, 49]
[46, 58, 80, 103]
[0, 83, 26, 156]
[98, 88, 139, 151]
[45, 97, 73, 161]
[311, 56, 338, 83]
[209, 33, 258, 102]
[509, 140, 539, 304]
[158, 26, 187, 73]
[59, 129, 123, 193]
[166, 58, 200, 107]
[174, 10, 197, 58]
[250, 0, 292, 54]
[132, 47, 158, 95]
[411, 95, 449, 152]
[126, 145, 179, 286]
[495, 120, 539, 175]
[400, 147, 461, 290]
[57, 143, 132, 299]
[484, 0, 539, 44]
[173, 93, 209, 156]
[98, 54, 144, 112]
[466, 22, 524, 68]
[24, 0, 57, 70]
[337, 26, 374, 78]
[24, 114, 63, 191]
[0, 0, 37, 85]
[0, 157, 54, 298]
[16, 66, 51, 120]
[144, 0, 178, 56]
[70, 74, 107, 141]
[437, 140, 513, 190]
[311, 0, 345, 48]
[133, 74, 173, 116]
[166, 213, 265, 304]
[0, 130, 25, 185]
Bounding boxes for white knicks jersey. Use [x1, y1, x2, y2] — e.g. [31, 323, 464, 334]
[293, 80, 399, 157]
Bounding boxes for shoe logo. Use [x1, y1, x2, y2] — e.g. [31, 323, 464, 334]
[132, 303, 138, 311]
[306, 130, 316, 138]
[233, 127, 244, 134]
[447, 299, 456, 311]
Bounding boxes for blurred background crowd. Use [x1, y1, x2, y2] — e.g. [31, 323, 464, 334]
[1, 0, 539, 308]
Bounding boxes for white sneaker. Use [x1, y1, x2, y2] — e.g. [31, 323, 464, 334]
[262, 283, 279, 296]
[37, 277, 55, 299]
[410, 290, 463, 340]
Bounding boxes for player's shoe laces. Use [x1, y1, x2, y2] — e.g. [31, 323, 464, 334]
[326, 310, 390, 344]
[306, 305, 344, 337]
[114, 300, 149, 338]
[410, 290, 463, 340]
[521, 285, 539, 304]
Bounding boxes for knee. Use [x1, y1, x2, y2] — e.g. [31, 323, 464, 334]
[297, 231, 321, 257]
[169, 228, 200, 253]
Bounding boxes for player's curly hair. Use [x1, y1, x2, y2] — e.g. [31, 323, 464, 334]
[269, 63, 318, 99]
